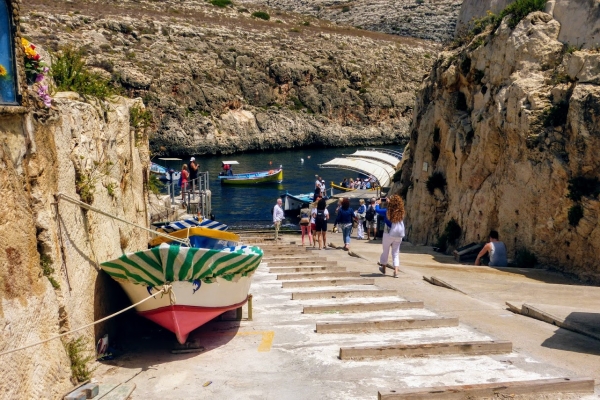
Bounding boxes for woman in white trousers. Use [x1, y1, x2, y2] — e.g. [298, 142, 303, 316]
[374, 195, 405, 278]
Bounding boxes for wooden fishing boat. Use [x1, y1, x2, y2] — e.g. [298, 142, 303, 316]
[218, 160, 283, 185]
[280, 192, 313, 213]
[330, 181, 376, 192]
[155, 217, 229, 233]
[101, 244, 263, 344]
[149, 226, 239, 250]
[330, 181, 356, 192]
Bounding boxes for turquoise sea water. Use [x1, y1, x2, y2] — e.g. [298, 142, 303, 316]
[156, 145, 402, 228]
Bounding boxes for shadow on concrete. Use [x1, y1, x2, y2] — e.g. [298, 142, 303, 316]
[489, 266, 589, 286]
[541, 313, 600, 355]
[98, 315, 241, 369]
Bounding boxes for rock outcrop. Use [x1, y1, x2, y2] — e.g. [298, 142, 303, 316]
[0, 95, 149, 399]
[457, 0, 600, 49]
[394, 11, 600, 282]
[237, 0, 462, 42]
[22, 0, 436, 156]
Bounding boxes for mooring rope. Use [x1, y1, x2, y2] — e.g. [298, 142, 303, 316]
[0, 286, 169, 357]
[54, 193, 190, 247]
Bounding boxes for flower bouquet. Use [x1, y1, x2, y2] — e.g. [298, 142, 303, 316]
[22, 38, 51, 107]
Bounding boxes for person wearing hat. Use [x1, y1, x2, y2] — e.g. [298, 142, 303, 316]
[189, 157, 198, 187]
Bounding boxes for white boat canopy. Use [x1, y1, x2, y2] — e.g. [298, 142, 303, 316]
[320, 157, 396, 187]
[158, 157, 182, 161]
[221, 161, 240, 165]
[345, 150, 401, 168]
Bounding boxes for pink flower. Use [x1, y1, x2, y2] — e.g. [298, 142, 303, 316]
[35, 73, 44, 83]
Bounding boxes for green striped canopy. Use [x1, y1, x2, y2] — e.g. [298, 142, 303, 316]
[100, 244, 263, 286]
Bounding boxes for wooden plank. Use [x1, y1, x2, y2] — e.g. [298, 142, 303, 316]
[277, 271, 359, 281]
[423, 276, 466, 295]
[269, 266, 346, 273]
[303, 301, 424, 314]
[377, 377, 595, 400]
[317, 317, 459, 333]
[340, 340, 512, 360]
[269, 260, 338, 267]
[292, 289, 396, 300]
[263, 256, 328, 261]
[282, 278, 374, 288]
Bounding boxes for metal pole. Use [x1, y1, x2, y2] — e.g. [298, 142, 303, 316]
[170, 179, 175, 205]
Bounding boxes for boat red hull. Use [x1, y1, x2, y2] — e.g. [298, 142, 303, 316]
[139, 298, 248, 344]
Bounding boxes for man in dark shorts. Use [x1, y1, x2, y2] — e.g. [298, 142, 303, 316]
[189, 157, 198, 186]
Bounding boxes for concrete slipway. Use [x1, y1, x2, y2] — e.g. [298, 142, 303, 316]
[94, 234, 600, 399]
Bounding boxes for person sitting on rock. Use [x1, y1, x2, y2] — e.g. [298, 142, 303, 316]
[475, 230, 508, 267]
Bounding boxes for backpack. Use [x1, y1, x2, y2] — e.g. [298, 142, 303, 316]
[315, 209, 326, 222]
[365, 205, 376, 222]
[387, 221, 405, 238]
[178, 174, 183, 187]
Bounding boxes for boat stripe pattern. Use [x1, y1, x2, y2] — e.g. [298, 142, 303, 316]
[160, 218, 228, 233]
[101, 244, 263, 286]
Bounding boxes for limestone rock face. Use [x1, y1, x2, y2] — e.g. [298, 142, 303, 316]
[394, 12, 600, 283]
[237, 0, 463, 42]
[0, 96, 149, 399]
[22, 0, 437, 156]
[457, 0, 600, 49]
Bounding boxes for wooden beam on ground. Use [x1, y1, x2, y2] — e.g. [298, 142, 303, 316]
[377, 377, 595, 399]
[292, 289, 396, 300]
[303, 301, 424, 314]
[339, 340, 512, 360]
[269, 266, 346, 274]
[269, 260, 338, 267]
[282, 278, 374, 288]
[277, 271, 359, 281]
[263, 256, 328, 261]
[316, 317, 458, 333]
[423, 276, 466, 294]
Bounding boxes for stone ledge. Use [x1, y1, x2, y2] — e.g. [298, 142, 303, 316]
[0, 105, 30, 115]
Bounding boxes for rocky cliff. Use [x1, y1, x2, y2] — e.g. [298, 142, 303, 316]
[0, 94, 149, 399]
[394, 11, 600, 282]
[22, 0, 436, 156]
[457, 0, 600, 49]
[237, 0, 462, 42]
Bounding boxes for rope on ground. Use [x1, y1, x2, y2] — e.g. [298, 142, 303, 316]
[54, 193, 190, 247]
[0, 286, 168, 357]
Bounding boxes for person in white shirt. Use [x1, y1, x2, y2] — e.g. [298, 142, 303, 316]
[273, 198, 285, 240]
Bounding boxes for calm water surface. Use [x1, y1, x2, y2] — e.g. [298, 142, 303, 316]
[156, 145, 402, 228]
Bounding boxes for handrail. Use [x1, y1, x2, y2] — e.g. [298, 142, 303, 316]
[364, 147, 404, 159]
[54, 193, 190, 247]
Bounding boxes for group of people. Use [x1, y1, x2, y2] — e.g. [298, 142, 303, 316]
[273, 191, 509, 278]
[179, 157, 199, 204]
[339, 176, 378, 190]
[314, 176, 328, 200]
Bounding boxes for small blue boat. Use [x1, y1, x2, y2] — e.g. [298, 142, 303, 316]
[280, 192, 313, 213]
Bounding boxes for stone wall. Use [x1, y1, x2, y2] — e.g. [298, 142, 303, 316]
[457, 0, 600, 49]
[0, 94, 149, 399]
[394, 12, 600, 283]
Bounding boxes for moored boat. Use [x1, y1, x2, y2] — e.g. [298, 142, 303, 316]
[149, 226, 239, 250]
[280, 191, 313, 213]
[100, 244, 263, 344]
[218, 160, 283, 185]
[155, 217, 229, 233]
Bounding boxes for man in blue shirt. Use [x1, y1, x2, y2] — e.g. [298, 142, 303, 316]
[475, 230, 508, 267]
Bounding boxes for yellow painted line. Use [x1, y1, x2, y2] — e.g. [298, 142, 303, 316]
[201, 330, 275, 352]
